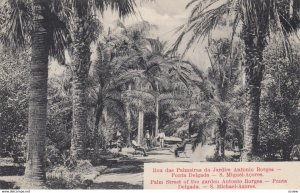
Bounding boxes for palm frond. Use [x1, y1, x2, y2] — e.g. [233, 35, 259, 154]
[121, 90, 155, 103]
[0, 0, 32, 50]
[186, 0, 201, 9]
[105, 70, 146, 91]
[172, 0, 231, 56]
[48, 10, 71, 64]
[273, 2, 293, 62]
[93, 0, 136, 18]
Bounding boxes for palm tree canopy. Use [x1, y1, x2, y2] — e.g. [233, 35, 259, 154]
[68, 0, 138, 18]
[0, 0, 71, 63]
[172, 0, 300, 56]
[0, 0, 32, 49]
[0, 0, 146, 62]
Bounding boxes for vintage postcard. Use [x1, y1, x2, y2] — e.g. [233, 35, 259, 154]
[0, 0, 299, 191]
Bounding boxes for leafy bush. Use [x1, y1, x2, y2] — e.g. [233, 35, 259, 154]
[259, 41, 300, 160]
[46, 160, 98, 189]
[46, 174, 93, 189]
[0, 49, 29, 159]
[259, 118, 293, 159]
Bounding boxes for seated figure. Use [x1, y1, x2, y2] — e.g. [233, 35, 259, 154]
[290, 144, 300, 160]
[174, 138, 189, 157]
[109, 131, 123, 152]
[131, 140, 148, 157]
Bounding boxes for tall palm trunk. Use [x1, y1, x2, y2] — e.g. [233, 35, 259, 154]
[125, 84, 132, 146]
[155, 97, 159, 136]
[239, 0, 270, 161]
[240, 23, 267, 161]
[94, 93, 104, 152]
[70, 14, 91, 161]
[219, 137, 225, 157]
[137, 100, 144, 145]
[214, 128, 220, 157]
[125, 103, 131, 146]
[218, 118, 227, 157]
[24, 0, 50, 188]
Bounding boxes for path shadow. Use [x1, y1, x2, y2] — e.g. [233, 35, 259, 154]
[147, 152, 172, 156]
[89, 182, 142, 189]
[0, 180, 19, 189]
[101, 165, 143, 175]
[0, 166, 25, 176]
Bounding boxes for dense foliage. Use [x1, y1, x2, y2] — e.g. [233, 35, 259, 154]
[259, 40, 300, 160]
[0, 48, 29, 160]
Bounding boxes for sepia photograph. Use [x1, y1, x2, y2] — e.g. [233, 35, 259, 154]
[0, 0, 300, 190]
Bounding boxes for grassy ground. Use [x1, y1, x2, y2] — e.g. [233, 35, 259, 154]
[0, 180, 18, 189]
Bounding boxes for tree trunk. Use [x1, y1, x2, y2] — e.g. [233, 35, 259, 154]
[214, 127, 220, 157]
[240, 19, 267, 161]
[125, 103, 131, 146]
[242, 81, 262, 161]
[219, 137, 225, 157]
[94, 94, 104, 130]
[137, 100, 144, 145]
[94, 94, 104, 153]
[24, 0, 50, 188]
[70, 14, 91, 161]
[214, 139, 220, 157]
[218, 118, 227, 158]
[125, 84, 132, 146]
[103, 106, 107, 122]
[155, 97, 159, 137]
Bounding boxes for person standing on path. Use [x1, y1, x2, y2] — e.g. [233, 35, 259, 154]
[145, 130, 151, 150]
[112, 130, 123, 152]
[157, 130, 165, 148]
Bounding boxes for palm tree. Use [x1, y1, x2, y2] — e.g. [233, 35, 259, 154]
[116, 36, 191, 144]
[173, 0, 300, 161]
[78, 21, 157, 149]
[98, 21, 156, 145]
[205, 38, 243, 157]
[91, 21, 193, 148]
[0, 0, 69, 187]
[24, 0, 49, 187]
[141, 37, 197, 137]
[67, 0, 137, 160]
[129, 37, 193, 143]
[90, 38, 147, 149]
[117, 21, 158, 143]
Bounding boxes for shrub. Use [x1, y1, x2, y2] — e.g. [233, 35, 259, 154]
[46, 161, 97, 189]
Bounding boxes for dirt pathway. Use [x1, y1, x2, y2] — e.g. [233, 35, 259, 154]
[89, 144, 216, 189]
[0, 144, 221, 189]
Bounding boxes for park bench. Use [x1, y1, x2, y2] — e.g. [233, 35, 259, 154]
[177, 145, 187, 157]
[131, 141, 147, 156]
[108, 139, 124, 152]
[164, 136, 182, 145]
[290, 139, 300, 160]
[175, 141, 188, 158]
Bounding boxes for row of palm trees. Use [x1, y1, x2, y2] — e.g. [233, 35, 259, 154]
[203, 39, 244, 157]
[1, 0, 195, 187]
[1, 0, 139, 188]
[88, 22, 193, 147]
[173, 0, 300, 161]
[2, 0, 299, 188]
